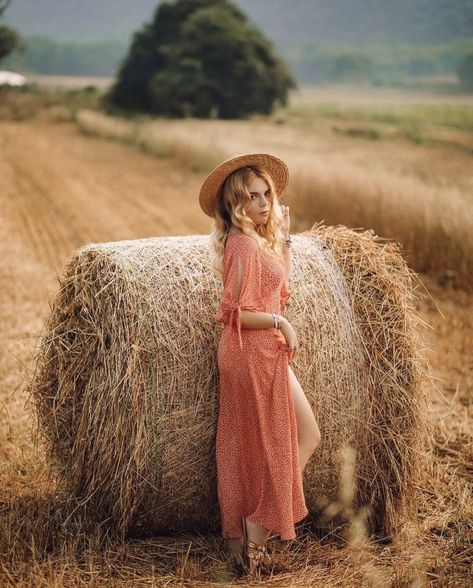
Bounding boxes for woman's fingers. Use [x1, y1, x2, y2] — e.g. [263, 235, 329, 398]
[286, 346, 296, 363]
[281, 204, 290, 233]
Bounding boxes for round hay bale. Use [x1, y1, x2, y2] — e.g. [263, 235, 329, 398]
[27, 224, 427, 539]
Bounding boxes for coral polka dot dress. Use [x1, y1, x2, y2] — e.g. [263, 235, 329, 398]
[215, 230, 308, 540]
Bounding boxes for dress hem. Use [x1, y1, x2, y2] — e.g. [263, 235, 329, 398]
[221, 506, 310, 541]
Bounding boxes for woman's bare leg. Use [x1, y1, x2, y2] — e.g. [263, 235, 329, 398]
[288, 365, 321, 472]
[245, 517, 271, 544]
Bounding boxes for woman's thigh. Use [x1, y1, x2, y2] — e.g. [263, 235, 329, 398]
[287, 365, 320, 445]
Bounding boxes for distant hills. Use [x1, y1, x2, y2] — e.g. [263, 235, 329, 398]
[2, 1, 472, 82]
[3, 0, 473, 48]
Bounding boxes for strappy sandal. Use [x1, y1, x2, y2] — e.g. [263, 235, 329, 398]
[241, 515, 272, 577]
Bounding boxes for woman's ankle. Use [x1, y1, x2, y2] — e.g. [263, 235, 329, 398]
[245, 517, 270, 545]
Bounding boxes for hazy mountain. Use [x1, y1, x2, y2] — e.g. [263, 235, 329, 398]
[3, 0, 473, 49]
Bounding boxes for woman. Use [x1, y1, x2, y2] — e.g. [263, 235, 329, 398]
[199, 153, 321, 577]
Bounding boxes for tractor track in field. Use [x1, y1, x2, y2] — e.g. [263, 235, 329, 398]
[5, 150, 82, 267]
[0, 119, 210, 272]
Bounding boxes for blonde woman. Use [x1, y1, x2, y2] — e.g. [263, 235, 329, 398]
[199, 153, 321, 577]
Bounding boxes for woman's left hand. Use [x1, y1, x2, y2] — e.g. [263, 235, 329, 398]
[280, 204, 290, 237]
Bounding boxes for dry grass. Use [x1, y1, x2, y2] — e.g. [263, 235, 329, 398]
[76, 108, 228, 172]
[76, 107, 473, 292]
[288, 159, 472, 288]
[0, 85, 101, 122]
[2, 427, 471, 585]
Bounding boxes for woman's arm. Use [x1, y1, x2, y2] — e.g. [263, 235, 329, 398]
[240, 310, 287, 329]
[216, 233, 292, 340]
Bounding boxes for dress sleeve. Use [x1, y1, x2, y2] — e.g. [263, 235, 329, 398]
[215, 235, 264, 350]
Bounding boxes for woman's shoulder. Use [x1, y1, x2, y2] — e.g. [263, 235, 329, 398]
[226, 231, 260, 253]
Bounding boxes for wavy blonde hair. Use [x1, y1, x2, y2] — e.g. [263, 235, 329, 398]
[209, 165, 287, 279]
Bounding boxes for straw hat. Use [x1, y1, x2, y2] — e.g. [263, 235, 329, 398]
[198, 153, 289, 217]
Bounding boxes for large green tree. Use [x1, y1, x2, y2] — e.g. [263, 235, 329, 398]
[0, 0, 21, 64]
[105, 0, 296, 118]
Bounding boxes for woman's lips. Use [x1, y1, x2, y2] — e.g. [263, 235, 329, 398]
[260, 211, 269, 215]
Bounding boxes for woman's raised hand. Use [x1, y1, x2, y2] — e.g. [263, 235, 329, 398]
[280, 204, 290, 237]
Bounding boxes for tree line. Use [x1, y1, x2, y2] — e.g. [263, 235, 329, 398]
[3, 34, 473, 86]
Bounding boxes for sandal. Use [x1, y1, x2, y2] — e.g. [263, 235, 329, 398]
[241, 515, 272, 577]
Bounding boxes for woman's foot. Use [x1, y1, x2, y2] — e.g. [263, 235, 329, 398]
[241, 516, 272, 577]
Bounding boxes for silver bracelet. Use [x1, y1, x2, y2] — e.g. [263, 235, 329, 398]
[271, 312, 281, 329]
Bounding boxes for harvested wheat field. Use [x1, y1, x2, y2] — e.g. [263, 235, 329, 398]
[0, 116, 472, 586]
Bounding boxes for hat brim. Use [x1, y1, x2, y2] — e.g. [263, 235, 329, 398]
[199, 153, 289, 217]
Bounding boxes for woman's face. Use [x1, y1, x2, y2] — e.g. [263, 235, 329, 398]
[245, 176, 271, 226]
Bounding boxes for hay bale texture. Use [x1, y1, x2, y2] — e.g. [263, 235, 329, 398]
[28, 224, 427, 539]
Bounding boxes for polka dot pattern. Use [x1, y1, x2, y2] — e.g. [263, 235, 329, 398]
[215, 232, 308, 540]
